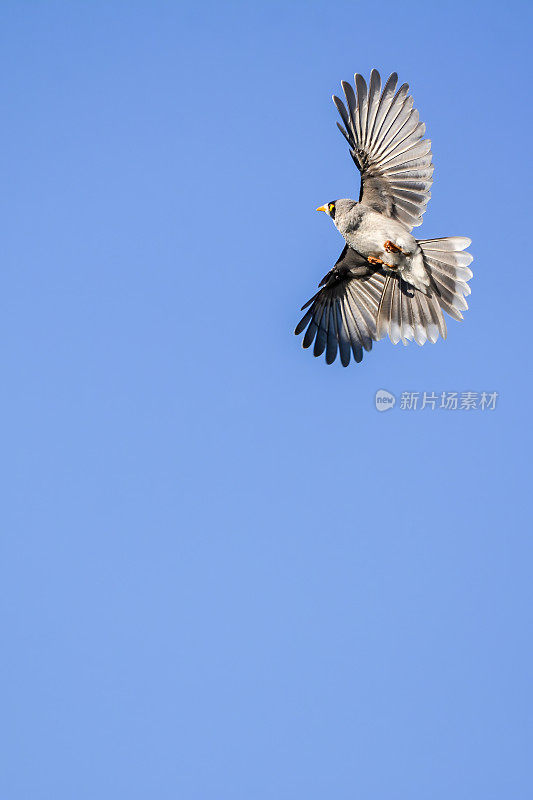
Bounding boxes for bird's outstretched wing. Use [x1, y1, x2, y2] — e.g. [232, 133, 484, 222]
[333, 70, 433, 230]
[294, 246, 386, 367]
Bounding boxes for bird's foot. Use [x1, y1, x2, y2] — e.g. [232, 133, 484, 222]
[368, 255, 398, 270]
[384, 240, 405, 254]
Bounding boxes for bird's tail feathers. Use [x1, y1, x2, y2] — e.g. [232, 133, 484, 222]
[376, 275, 446, 345]
[418, 237, 473, 322]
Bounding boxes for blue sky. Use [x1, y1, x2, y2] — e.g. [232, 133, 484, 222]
[1, 1, 532, 798]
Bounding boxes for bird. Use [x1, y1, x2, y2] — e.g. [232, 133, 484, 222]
[295, 69, 473, 367]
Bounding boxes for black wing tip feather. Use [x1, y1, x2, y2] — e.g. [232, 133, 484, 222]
[296, 269, 384, 367]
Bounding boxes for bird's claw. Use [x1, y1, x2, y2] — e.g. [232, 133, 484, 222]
[368, 255, 397, 270]
[384, 240, 404, 254]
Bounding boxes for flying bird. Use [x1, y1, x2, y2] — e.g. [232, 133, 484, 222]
[295, 69, 473, 367]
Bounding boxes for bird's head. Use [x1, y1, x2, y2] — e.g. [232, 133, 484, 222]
[316, 200, 337, 219]
[316, 198, 356, 222]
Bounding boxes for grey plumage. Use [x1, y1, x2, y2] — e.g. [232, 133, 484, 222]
[295, 69, 473, 366]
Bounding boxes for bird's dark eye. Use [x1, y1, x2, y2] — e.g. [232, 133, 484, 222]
[328, 202, 335, 218]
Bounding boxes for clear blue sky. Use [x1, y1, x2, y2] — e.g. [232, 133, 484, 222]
[1, 1, 532, 798]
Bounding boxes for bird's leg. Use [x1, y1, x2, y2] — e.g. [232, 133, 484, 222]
[384, 240, 405, 255]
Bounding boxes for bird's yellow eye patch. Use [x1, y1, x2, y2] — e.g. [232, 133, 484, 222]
[328, 202, 335, 214]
